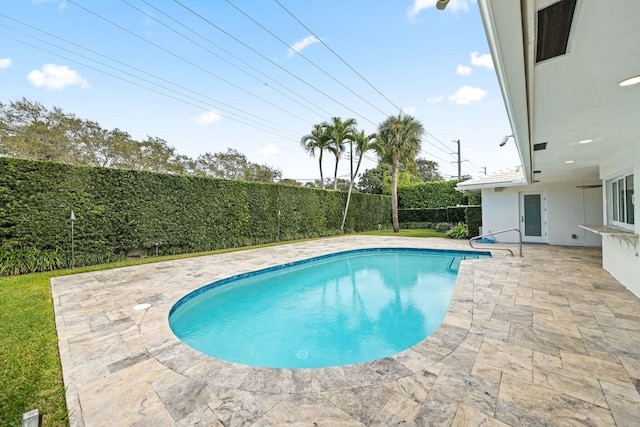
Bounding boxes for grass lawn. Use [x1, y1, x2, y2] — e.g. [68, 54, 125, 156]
[0, 231, 448, 426]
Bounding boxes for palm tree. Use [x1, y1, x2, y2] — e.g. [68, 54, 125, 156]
[376, 114, 424, 232]
[341, 130, 377, 232]
[300, 124, 330, 189]
[322, 117, 357, 190]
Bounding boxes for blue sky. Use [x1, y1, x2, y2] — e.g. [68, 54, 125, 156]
[0, 0, 520, 182]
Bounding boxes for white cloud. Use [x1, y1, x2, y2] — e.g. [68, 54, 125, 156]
[287, 35, 320, 58]
[0, 58, 12, 71]
[193, 110, 221, 125]
[260, 144, 280, 156]
[470, 51, 494, 69]
[449, 86, 487, 105]
[402, 106, 417, 115]
[31, 0, 67, 10]
[27, 64, 89, 90]
[427, 95, 444, 104]
[408, 0, 472, 17]
[456, 64, 472, 75]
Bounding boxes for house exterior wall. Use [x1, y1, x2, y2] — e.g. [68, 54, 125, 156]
[599, 144, 640, 297]
[480, 188, 520, 242]
[480, 182, 602, 246]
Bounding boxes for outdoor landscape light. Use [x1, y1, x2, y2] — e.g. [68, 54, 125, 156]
[619, 75, 640, 87]
[499, 135, 514, 147]
[70, 210, 76, 269]
[436, 0, 451, 10]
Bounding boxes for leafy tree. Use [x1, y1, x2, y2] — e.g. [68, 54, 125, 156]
[244, 162, 282, 182]
[322, 117, 357, 190]
[376, 114, 424, 232]
[194, 148, 280, 182]
[341, 130, 377, 231]
[136, 136, 187, 174]
[278, 178, 302, 187]
[415, 158, 442, 181]
[325, 178, 351, 192]
[300, 124, 330, 189]
[359, 161, 429, 194]
[0, 98, 280, 182]
[381, 170, 422, 194]
[358, 163, 392, 194]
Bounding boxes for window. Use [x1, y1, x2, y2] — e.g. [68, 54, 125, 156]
[607, 173, 634, 229]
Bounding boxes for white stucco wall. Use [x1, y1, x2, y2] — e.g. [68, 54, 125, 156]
[599, 144, 640, 298]
[546, 182, 603, 246]
[480, 187, 520, 243]
[480, 182, 602, 246]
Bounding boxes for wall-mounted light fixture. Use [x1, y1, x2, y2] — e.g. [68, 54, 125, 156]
[499, 135, 514, 147]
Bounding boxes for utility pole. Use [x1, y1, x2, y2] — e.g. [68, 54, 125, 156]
[454, 139, 461, 180]
[451, 139, 468, 180]
[482, 166, 487, 175]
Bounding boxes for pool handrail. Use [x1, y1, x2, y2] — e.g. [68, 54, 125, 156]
[469, 228, 522, 257]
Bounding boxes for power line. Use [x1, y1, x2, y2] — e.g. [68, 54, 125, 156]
[425, 130, 455, 154]
[423, 135, 456, 157]
[273, 0, 404, 114]
[124, 0, 333, 119]
[65, 0, 311, 125]
[0, 32, 299, 141]
[0, 18, 301, 139]
[172, 0, 379, 127]
[224, 0, 390, 118]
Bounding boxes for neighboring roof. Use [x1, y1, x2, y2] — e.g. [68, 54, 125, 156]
[456, 167, 525, 192]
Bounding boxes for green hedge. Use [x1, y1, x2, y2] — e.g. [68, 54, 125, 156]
[397, 181, 481, 235]
[398, 207, 466, 223]
[465, 206, 482, 238]
[0, 158, 391, 274]
[398, 180, 465, 208]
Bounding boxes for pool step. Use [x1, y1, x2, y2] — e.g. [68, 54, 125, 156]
[447, 253, 482, 271]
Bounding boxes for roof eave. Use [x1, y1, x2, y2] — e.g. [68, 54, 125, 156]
[478, 0, 533, 184]
[456, 180, 526, 192]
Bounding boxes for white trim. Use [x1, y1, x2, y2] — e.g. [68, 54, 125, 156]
[477, 0, 532, 184]
[605, 171, 635, 231]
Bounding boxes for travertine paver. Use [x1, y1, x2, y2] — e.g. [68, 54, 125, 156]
[51, 236, 640, 426]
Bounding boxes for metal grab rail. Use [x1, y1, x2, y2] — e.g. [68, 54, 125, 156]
[469, 228, 522, 257]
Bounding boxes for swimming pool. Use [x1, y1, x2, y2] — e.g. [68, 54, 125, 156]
[169, 248, 490, 368]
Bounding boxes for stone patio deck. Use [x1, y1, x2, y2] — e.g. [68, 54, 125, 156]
[51, 236, 640, 426]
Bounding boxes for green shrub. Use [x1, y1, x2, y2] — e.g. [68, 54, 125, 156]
[435, 222, 451, 233]
[447, 222, 469, 239]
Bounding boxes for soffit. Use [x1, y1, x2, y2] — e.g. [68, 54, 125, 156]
[481, 0, 640, 184]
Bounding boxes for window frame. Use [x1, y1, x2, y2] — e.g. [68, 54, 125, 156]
[606, 172, 635, 231]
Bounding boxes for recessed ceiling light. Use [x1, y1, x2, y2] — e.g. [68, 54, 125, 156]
[619, 75, 640, 87]
[578, 139, 594, 144]
[565, 160, 575, 164]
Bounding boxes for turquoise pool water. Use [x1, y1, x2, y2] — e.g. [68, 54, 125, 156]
[169, 248, 489, 368]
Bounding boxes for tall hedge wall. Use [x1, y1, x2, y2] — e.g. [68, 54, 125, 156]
[397, 180, 479, 209]
[397, 180, 482, 234]
[0, 158, 391, 273]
